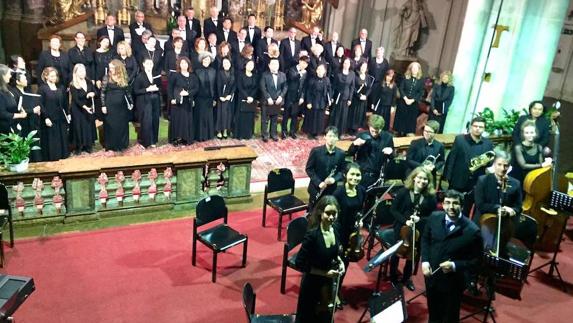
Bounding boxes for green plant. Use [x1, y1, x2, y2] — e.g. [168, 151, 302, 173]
[0, 130, 40, 165]
[476, 107, 523, 135]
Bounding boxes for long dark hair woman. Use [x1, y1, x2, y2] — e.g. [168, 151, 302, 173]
[194, 53, 217, 141]
[215, 57, 235, 139]
[333, 162, 366, 305]
[389, 166, 437, 291]
[295, 195, 345, 323]
[168, 56, 198, 145]
[328, 57, 355, 137]
[370, 69, 398, 131]
[0, 64, 28, 135]
[511, 100, 551, 148]
[348, 61, 373, 134]
[234, 59, 258, 139]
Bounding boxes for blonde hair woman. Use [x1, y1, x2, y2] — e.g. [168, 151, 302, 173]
[395, 61, 424, 136]
[115, 41, 139, 84]
[70, 63, 97, 154]
[100, 59, 132, 151]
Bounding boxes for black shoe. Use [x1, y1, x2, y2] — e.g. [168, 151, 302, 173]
[271, 137, 279, 142]
[262, 137, 268, 143]
[403, 279, 415, 291]
[290, 133, 297, 139]
[281, 132, 287, 140]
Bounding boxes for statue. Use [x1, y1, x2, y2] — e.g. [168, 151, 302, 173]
[145, 0, 158, 15]
[48, 0, 89, 24]
[393, 0, 428, 59]
[301, 0, 323, 28]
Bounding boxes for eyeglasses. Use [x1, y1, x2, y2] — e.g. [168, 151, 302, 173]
[423, 129, 435, 134]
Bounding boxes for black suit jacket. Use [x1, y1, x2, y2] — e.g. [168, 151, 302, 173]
[217, 29, 237, 45]
[186, 17, 202, 39]
[474, 173, 522, 223]
[406, 137, 445, 173]
[444, 134, 494, 191]
[285, 66, 307, 106]
[301, 35, 323, 53]
[305, 145, 346, 196]
[421, 211, 482, 291]
[260, 71, 287, 108]
[256, 38, 278, 63]
[129, 22, 153, 52]
[203, 17, 222, 38]
[96, 26, 125, 47]
[324, 41, 341, 65]
[244, 26, 262, 51]
[279, 38, 301, 71]
[351, 38, 373, 60]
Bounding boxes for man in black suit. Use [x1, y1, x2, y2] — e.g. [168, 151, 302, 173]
[281, 55, 308, 139]
[421, 189, 482, 323]
[444, 116, 494, 214]
[301, 26, 323, 53]
[172, 15, 197, 51]
[260, 59, 287, 142]
[279, 27, 301, 72]
[96, 14, 125, 48]
[406, 120, 445, 183]
[347, 114, 394, 188]
[324, 31, 341, 65]
[351, 29, 373, 60]
[184, 7, 202, 40]
[129, 10, 153, 55]
[256, 26, 278, 68]
[244, 14, 261, 53]
[474, 150, 522, 255]
[305, 126, 347, 208]
[203, 6, 222, 39]
[217, 16, 238, 45]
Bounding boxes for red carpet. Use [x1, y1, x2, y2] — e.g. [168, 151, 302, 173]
[2, 210, 573, 322]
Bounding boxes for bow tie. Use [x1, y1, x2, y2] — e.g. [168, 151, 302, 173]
[239, 40, 244, 43]
[271, 73, 278, 75]
[212, 19, 218, 22]
[107, 27, 114, 31]
[249, 27, 254, 29]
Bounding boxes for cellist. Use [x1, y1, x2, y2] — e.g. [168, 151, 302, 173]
[389, 167, 437, 291]
[474, 150, 522, 256]
[333, 162, 366, 307]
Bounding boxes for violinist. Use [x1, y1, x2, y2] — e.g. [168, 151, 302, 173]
[347, 114, 394, 189]
[333, 162, 366, 305]
[474, 150, 522, 255]
[389, 167, 437, 291]
[305, 126, 346, 208]
[295, 195, 345, 323]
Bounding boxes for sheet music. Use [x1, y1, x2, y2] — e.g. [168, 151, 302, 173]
[17, 96, 23, 112]
[335, 93, 341, 105]
[62, 108, 71, 124]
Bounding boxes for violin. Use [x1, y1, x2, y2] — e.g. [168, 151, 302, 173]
[346, 212, 367, 262]
[396, 208, 421, 260]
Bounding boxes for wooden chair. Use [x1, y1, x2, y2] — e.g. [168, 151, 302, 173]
[262, 168, 307, 240]
[242, 282, 295, 323]
[192, 195, 248, 283]
[0, 183, 15, 267]
[280, 216, 308, 294]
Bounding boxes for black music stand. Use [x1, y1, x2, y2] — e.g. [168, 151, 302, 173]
[358, 240, 405, 323]
[528, 191, 572, 292]
[363, 184, 395, 260]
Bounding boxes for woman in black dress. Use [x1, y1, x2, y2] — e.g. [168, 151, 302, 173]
[190, 37, 209, 72]
[350, 44, 368, 71]
[133, 58, 161, 148]
[36, 35, 70, 86]
[429, 70, 455, 133]
[101, 59, 132, 151]
[9, 55, 32, 92]
[168, 57, 198, 145]
[348, 62, 373, 134]
[94, 36, 113, 90]
[68, 32, 95, 81]
[329, 45, 345, 82]
[512, 120, 553, 185]
[308, 44, 328, 78]
[0, 65, 27, 135]
[389, 166, 437, 291]
[235, 60, 258, 139]
[370, 69, 398, 130]
[115, 41, 139, 85]
[333, 163, 366, 303]
[194, 53, 217, 141]
[395, 62, 424, 136]
[236, 44, 255, 73]
[511, 100, 552, 148]
[69, 64, 97, 154]
[368, 47, 390, 87]
[303, 64, 332, 139]
[296, 195, 345, 323]
[38, 67, 69, 161]
[215, 57, 235, 139]
[7, 71, 41, 162]
[329, 58, 355, 136]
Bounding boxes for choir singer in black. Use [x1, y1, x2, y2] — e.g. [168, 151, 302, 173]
[260, 59, 286, 142]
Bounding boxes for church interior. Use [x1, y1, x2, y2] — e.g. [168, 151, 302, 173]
[1, 0, 573, 322]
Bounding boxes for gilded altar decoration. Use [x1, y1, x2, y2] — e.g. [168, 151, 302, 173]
[117, 0, 131, 26]
[256, 0, 267, 28]
[273, 0, 285, 31]
[393, 0, 428, 59]
[301, 0, 323, 28]
[98, 173, 109, 207]
[115, 171, 125, 205]
[94, 0, 107, 24]
[51, 176, 64, 213]
[148, 168, 158, 200]
[48, 0, 89, 24]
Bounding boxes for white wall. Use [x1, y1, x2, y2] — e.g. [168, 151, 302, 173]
[545, 1, 573, 102]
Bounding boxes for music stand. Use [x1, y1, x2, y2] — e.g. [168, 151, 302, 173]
[358, 241, 405, 323]
[363, 183, 395, 260]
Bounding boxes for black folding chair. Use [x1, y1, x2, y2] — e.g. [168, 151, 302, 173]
[0, 183, 15, 267]
[242, 282, 296, 323]
[262, 168, 307, 240]
[192, 195, 248, 283]
[280, 217, 308, 294]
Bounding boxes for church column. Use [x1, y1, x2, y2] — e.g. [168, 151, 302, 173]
[2, 0, 23, 61]
[21, 0, 47, 67]
[339, 0, 360, 46]
[0, 0, 5, 63]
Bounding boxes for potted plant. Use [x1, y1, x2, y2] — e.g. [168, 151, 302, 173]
[476, 107, 521, 136]
[0, 130, 40, 173]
